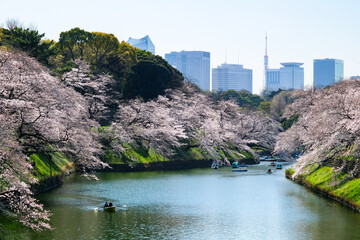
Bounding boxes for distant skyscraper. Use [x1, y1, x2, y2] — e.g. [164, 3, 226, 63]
[350, 75, 360, 80]
[212, 63, 252, 93]
[279, 63, 304, 90]
[165, 51, 210, 90]
[127, 35, 155, 54]
[265, 63, 304, 91]
[313, 58, 344, 88]
[266, 69, 280, 91]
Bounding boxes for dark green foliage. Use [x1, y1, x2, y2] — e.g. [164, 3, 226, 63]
[211, 89, 264, 109]
[123, 53, 184, 100]
[281, 114, 299, 130]
[1, 27, 55, 66]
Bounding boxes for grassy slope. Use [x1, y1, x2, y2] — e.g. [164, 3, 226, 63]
[30, 152, 73, 181]
[102, 142, 256, 165]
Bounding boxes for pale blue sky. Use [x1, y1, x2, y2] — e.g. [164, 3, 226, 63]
[1, 0, 359, 93]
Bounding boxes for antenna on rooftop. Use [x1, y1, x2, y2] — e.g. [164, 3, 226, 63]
[238, 49, 239, 65]
[225, 48, 227, 64]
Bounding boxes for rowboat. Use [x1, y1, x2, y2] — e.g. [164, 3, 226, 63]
[276, 163, 282, 169]
[232, 169, 248, 172]
[104, 206, 116, 212]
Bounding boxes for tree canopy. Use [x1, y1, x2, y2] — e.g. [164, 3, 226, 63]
[58, 27, 92, 61]
[85, 32, 120, 70]
[1, 27, 55, 66]
[122, 52, 184, 100]
[211, 89, 264, 109]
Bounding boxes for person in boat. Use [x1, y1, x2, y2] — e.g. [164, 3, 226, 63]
[104, 202, 109, 207]
[109, 202, 113, 207]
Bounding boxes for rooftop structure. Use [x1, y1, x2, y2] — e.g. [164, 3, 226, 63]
[127, 35, 155, 54]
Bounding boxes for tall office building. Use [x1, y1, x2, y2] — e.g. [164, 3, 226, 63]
[127, 35, 155, 54]
[265, 63, 304, 91]
[165, 51, 210, 90]
[313, 58, 344, 88]
[212, 63, 252, 93]
[266, 69, 280, 91]
[264, 34, 304, 91]
[279, 62, 304, 90]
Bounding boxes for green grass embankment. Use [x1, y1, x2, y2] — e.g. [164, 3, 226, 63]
[103, 143, 168, 164]
[102, 141, 256, 165]
[286, 165, 360, 211]
[30, 152, 73, 180]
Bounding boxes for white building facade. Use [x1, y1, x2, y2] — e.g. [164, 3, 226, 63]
[266, 69, 280, 91]
[265, 62, 304, 91]
[212, 63, 253, 93]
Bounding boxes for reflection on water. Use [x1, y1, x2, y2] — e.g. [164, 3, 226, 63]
[2, 162, 360, 240]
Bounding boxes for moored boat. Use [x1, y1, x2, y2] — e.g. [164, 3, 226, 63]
[276, 163, 282, 169]
[211, 161, 220, 169]
[232, 162, 239, 168]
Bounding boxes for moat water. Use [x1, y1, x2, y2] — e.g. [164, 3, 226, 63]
[2, 162, 360, 240]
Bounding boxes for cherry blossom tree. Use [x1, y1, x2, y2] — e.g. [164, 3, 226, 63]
[0, 50, 107, 230]
[107, 82, 280, 164]
[61, 59, 116, 124]
[275, 80, 360, 178]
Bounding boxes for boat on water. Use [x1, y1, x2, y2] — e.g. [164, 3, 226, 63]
[104, 206, 116, 212]
[211, 161, 220, 169]
[270, 162, 276, 167]
[232, 168, 248, 172]
[267, 169, 273, 174]
[232, 162, 239, 168]
[276, 163, 282, 169]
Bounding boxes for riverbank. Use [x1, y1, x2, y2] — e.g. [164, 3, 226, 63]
[286, 166, 360, 212]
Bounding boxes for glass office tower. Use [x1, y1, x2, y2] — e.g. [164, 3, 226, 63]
[165, 51, 211, 91]
[313, 58, 344, 88]
[127, 35, 155, 54]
